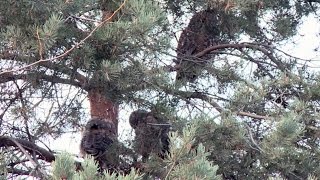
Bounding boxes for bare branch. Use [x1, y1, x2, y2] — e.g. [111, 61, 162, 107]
[36, 28, 44, 60]
[6, 168, 32, 176]
[9, 138, 47, 176]
[69, 14, 101, 23]
[194, 42, 288, 72]
[157, 84, 269, 120]
[0, 136, 55, 162]
[244, 123, 264, 153]
[0, 72, 82, 87]
[14, 82, 33, 142]
[237, 111, 268, 120]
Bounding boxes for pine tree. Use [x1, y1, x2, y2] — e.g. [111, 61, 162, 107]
[1, 0, 320, 179]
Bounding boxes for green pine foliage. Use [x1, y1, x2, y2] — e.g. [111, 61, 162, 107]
[1, 0, 320, 179]
[51, 125, 221, 179]
[74, 156, 100, 180]
[166, 125, 222, 180]
[37, 14, 63, 52]
[168, 144, 220, 180]
[52, 153, 142, 180]
[52, 152, 76, 180]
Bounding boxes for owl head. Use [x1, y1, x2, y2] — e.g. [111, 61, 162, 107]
[129, 110, 149, 129]
[85, 118, 116, 137]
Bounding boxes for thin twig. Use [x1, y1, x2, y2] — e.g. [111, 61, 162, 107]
[13, 82, 33, 142]
[36, 28, 43, 60]
[244, 124, 264, 153]
[9, 138, 47, 176]
[147, 123, 172, 126]
[69, 14, 101, 23]
[194, 42, 288, 72]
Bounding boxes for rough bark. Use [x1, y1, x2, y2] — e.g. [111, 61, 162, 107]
[87, 88, 119, 133]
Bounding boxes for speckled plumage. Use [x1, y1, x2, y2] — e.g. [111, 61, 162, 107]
[80, 118, 116, 168]
[176, 9, 223, 82]
[129, 110, 170, 161]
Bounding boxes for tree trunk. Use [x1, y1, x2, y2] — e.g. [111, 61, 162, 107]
[87, 88, 119, 134]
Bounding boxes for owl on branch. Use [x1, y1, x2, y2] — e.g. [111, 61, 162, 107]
[175, 8, 235, 83]
[129, 110, 170, 162]
[80, 118, 117, 170]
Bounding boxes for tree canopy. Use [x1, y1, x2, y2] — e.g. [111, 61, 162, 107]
[0, 0, 320, 179]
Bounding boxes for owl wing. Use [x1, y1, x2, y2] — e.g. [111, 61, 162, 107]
[81, 130, 114, 158]
[175, 10, 219, 83]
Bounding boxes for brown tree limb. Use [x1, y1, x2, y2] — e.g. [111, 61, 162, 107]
[6, 168, 31, 176]
[152, 83, 269, 120]
[0, 52, 88, 88]
[9, 138, 47, 176]
[194, 42, 288, 72]
[176, 91, 269, 120]
[147, 42, 289, 75]
[0, 136, 55, 162]
[0, 72, 82, 88]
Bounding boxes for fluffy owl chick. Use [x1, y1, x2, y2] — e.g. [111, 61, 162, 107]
[80, 118, 116, 169]
[129, 110, 170, 162]
[175, 9, 220, 83]
[129, 109, 149, 129]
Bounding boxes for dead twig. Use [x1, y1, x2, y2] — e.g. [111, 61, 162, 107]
[9, 138, 47, 177]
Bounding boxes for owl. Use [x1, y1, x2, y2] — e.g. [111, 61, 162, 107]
[129, 110, 170, 162]
[80, 118, 117, 169]
[176, 9, 225, 83]
[129, 109, 149, 129]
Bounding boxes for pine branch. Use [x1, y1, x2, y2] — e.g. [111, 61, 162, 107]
[160, 85, 268, 120]
[0, 51, 88, 87]
[40, 61, 88, 86]
[8, 138, 47, 176]
[130, 42, 291, 79]
[0, 136, 55, 162]
[124, 80, 269, 120]
[0, 72, 82, 87]
[0, 0, 128, 76]
[194, 42, 288, 72]
[6, 168, 31, 176]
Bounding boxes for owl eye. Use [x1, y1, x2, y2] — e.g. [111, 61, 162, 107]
[106, 123, 112, 129]
[90, 123, 99, 130]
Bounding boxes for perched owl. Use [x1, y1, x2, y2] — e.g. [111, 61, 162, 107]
[175, 9, 220, 83]
[80, 118, 117, 169]
[129, 110, 170, 162]
[175, 8, 238, 83]
[129, 109, 149, 129]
